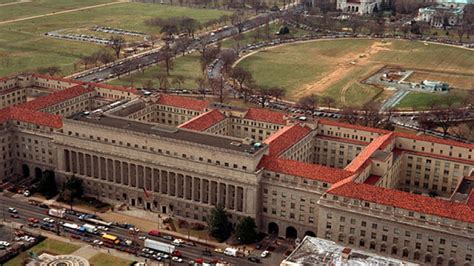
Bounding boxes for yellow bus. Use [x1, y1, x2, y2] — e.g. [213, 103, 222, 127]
[102, 233, 120, 245]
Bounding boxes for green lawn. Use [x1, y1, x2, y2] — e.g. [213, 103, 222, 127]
[0, 0, 116, 22]
[221, 21, 312, 49]
[5, 238, 80, 266]
[0, 0, 17, 4]
[0, 2, 230, 76]
[237, 39, 474, 107]
[395, 89, 469, 110]
[109, 52, 203, 89]
[237, 39, 374, 98]
[89, 253, 133, 266]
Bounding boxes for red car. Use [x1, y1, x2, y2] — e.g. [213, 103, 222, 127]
[148, 230, 160, 237]
[28, 217, 39, 223]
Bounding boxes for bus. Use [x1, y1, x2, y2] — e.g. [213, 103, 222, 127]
[102, 233, 120, 245]
[84, 218, 112, 227]
[62, 223, 85, 235]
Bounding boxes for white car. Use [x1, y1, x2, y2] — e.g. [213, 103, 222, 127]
[97, 226, 109, 231]
[260, 250, 270, 258]
[172, 239, 184, 246]
[172, 256, 183, 263]
[43, 217, 55, 223]
[0, 241, 10, 247]
[92, 240, 103, 246]
[8, 207, 17, 213]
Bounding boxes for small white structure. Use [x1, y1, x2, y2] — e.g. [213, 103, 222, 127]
[420, 80, 449, 92]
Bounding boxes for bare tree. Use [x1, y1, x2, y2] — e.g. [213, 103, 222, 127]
[256, 86, 273, 108]
[156, 72, 170, 92]
[171, 75, 185, 90]
[143, 79, 154, 90]
[231, 66, 253, 102]
[161, 45, 175, 76]
[180, 17, 200, 38]
[199, 46, 221, 73]
[196, 76, 208, 98]
[431, 108, 462, 136]
[109, 35, 125, 59]
[297, 94, 319, 116]
[219, 49, 238, 76]
[37, 66, 61, 76]
[322, 96, 336, 111]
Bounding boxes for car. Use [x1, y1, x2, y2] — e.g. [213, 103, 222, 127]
[202, 249, 212, 256]
[163, 235, 173, 241]
[172, 239, 184, 246]
[10, 213, 19, 218]
[43, 217, 55, 223]
[129, 227, 140, 233]
[148, 230, 160, 237]
[248, 257, 261, 263]
[28, 223, 38, 228]
[138, 236, 146, 240]
[28, 217, 39, 223]
[0, 241, 10, 247]
[39, 203, 49, 209]
[214, 248, 224, 254]
[92, 240, 103, 246]
[97, 226, 109, 231]
[260, 250, 270, 258]
[172, 256, 183, 263]
[8, 207, 17, 213]
[23, 190, 31, 197]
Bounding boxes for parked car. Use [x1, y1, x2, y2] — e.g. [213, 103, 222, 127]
[248, 257, 261, 263]
[260, 250, 270, 258]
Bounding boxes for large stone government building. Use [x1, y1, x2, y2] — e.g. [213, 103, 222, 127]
[1, 74, 473, 265]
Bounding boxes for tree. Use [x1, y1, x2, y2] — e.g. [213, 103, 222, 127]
[196, 76, 208, 98]
[180, 17, 200, 38]
[38, 170, 58, 199]
[235, 217, 258, 244]
[207, 205, 232, 242]
[219, 49, 238, 76]
[431, 108, 462, 136]
[161, 45, 175, 76]
[256, 86, 273, 108]
[37, 66, 61, 76]
[322, 96, 335, 111]
[298, 94, 318, 116]
[171, 75, 185, 89]
[231, 66, 253, 102]
[156, 72, 170, 92]
[95, 49, 115, 65]
[61, 175, 84, 209]
[200, 46, 221, 73]
[269, 86, 285, 102]
[109, 35, 125, 59]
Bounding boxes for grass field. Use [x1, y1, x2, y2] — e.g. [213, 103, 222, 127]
[0, 2, 230, 76]
[237, 39, 474, 107]
[396, 89, 470, 110]
[89, 253, 133, 266]
[0, 0, 115, 22]
[5, 238, 80, 266]
[109, 52, 203, 89]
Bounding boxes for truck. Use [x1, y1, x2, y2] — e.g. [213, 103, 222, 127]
[82, 223, 99, 235]
[48, 208, 65, 218]
[224, 247, 238, 257]
[144, 238, 175, 254]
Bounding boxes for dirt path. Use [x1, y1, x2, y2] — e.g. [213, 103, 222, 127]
[0, 0, 128, 25]
[293, 41, 392, 98]
[339, 81, 352, 104]
[0, 0, 31, 7]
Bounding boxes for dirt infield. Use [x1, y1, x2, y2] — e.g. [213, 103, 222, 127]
[294, 41, 392, 98]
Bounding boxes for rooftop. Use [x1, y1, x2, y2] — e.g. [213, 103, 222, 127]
[156, 94, 209, 111]
[0, 106, 62, 128]
[327, 181, 474, 223]
[344, 133, 393, 172]
[281, 236, 417, 266]
[18, 85, 95, 111]
[69, 112, 264, 154]
[179, 109, 227, 131]
[244, 108, 287, 125]
[264, 124, 312, 157]
[318, 119, 390, 135]
[259, 156, 354, 184]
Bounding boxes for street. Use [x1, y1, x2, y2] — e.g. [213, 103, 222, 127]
[0, 194, 279, 265]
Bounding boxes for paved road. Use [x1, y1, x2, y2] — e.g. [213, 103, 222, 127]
[74, 6, 302, 83]
[0, 194, 263, 265]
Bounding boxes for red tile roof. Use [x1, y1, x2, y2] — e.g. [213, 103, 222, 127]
[264, 124, 312, 157]
[244, 108, 286, 125]
[395, 132, 474, 149]
[397, 149, 474, 165]
[0, 107, 62, 128]
[328, 181, 474, 223]
[345, 133, 393, 172]
[179, 109, 227, 131]
[318, 119, 390, 135]
[259, 156, 355, 184]
[18, 85, 95, 111]
[364, 175, 381, 185]
[156, 94, 209, 111]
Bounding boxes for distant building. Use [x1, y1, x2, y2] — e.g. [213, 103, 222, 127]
[281, 236, 418, 265]
[417, 4, 465, 27]
[337, 0, 384, 15]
